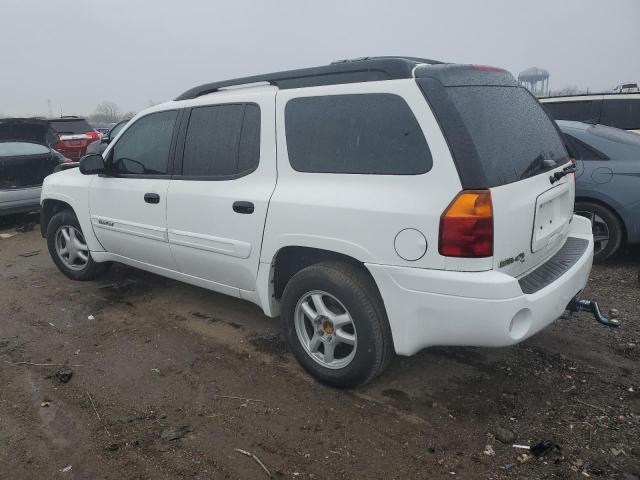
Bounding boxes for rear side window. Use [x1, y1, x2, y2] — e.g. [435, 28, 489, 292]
[111, 110, 177, 175]
[49, 119, 93, 135]
[442, 86, 568, 186]
[543, 100, 601, 124]
[563, 133, 608, 161]
[600, 99, 640, 130]
[285, 94, 431, 175]
[568, 124, 640, 161]
[181, 104, 260, 177]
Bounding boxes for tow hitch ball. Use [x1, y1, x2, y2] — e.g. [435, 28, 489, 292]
[566, 298, 620, 328]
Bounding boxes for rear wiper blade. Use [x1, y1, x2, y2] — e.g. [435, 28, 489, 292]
[520, 155, 556, 179]
[549, 163, 576, 184]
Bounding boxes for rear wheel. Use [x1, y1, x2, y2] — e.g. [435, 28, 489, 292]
[281, 261, 393, 388]
[575, 201, 623, 263]
[46, 209, 110, 281]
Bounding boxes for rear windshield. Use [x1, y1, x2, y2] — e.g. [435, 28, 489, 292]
[424, 84, 568, 187]
[49, 119, 92, 134]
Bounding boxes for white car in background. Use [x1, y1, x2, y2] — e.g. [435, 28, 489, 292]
[40, 57, 603, 387]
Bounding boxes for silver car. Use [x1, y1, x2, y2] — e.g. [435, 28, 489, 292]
[0, 118, 66, 215]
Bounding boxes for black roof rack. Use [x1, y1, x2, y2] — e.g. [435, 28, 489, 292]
[175, 56, 443, 100]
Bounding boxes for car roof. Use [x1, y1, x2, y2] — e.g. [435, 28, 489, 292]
[175, 56, 521, 101]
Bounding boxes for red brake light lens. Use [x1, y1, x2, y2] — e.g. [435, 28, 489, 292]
[439, 190, 493, 258]
[471, 64, 505, 72]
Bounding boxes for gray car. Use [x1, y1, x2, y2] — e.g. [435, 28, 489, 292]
[558, 120, 640, 261]
[0, 118, 66, 215]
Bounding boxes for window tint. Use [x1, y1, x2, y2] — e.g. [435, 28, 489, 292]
[543, 101, 600, 124]
[49, 119, 93, 135]
[446, 86, 568, 186]
[563, 133, 608, 161]
[285, 94, 431, 175]
[111, 110, 177, 175]
[181, 104, 261, 177]
[600, 99, 640, 130]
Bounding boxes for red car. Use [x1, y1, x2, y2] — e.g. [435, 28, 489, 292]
[48, 117, 100, 160]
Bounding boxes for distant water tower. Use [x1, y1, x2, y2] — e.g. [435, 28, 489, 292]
[518, 67, 550, 96]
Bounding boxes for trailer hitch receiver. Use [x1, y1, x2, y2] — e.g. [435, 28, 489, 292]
[566, 298, 620, 327]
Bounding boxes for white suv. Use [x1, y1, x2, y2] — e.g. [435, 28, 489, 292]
[40, 57, 595, 387]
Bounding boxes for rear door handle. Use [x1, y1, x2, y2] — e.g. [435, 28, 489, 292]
[144, 193, 160, 204]
[233, 201, 254, 214]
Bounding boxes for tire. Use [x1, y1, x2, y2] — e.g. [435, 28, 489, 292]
[46, 209, 111, 281]
[575, 201, 623, 263]
[281, 261, 393, 388]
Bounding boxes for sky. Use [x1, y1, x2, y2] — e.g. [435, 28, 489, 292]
[1, 0, 638, 117]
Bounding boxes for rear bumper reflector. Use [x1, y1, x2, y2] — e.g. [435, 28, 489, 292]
[518, 237, 589, 294]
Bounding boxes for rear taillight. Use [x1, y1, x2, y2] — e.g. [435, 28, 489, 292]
[85, 131, 99, 141]
[439, 190, 493, 258]
[472, 64, 505, 72]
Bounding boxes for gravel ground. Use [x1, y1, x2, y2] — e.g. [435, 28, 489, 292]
[1, 215, 638, 479]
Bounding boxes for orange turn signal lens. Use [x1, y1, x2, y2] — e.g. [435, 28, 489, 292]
[439, 190, 493, 258]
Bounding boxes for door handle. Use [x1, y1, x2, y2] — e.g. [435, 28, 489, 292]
[233, 201, 254, 214]
[144, 193, 160, 204]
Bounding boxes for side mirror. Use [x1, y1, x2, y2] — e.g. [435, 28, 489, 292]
[79, 153, 106, 175]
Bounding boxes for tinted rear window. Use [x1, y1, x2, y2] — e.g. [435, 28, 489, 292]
[49, 119, 92, 134]
[543, 100, 600, 124]
[445, 86, 568, 186]
[285, 94, 431, 175]
[600, 99, 640, 130]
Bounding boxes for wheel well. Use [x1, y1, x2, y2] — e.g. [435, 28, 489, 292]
[272, 246, 372, 300]
[41, 200, 73, 237]
[575, 196, 627, 242]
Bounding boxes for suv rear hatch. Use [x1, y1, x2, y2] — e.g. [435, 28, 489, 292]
[49, 118, 98, 160]
[0, 118, 60, 189]
[417, 65, 575, 278]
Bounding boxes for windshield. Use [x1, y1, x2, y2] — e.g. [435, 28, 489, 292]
[446, 86, 568, 186]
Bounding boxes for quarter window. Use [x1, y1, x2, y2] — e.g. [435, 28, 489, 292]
[563, 133, 608, 161]
[110, 110, 178, 175]
[285, 94, 432, 174]
[181, 104, 261, 177]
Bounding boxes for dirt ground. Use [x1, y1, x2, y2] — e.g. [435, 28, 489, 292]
[1, 214, 639, 480]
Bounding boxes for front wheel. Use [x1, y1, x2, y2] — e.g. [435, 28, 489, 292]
[46, 209, 110, 281]
[281, 261, 393, 388]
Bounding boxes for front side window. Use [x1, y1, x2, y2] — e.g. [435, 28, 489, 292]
[110, 110, 177, 175]
[181, 103, 260, 177]
[600, 99, 640, 130]
[285, 94, 432, 175]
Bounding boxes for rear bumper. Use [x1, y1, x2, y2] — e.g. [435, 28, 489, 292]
[367, 215, 594, 356]
[0, 187, 41, 215]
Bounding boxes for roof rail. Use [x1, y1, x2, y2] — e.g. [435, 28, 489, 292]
[175, 56, 443, 100]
